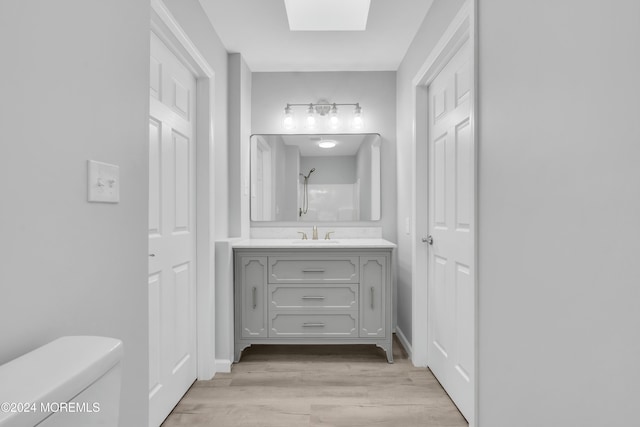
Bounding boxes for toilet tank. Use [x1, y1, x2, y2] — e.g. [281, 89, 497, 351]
[0, 336, 123, 427]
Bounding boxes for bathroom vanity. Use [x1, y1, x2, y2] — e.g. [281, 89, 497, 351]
[233, 239, 395, 363]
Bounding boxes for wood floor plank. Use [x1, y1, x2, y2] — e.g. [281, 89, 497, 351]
[161, 336, 468, 427]
[310, 404, 434, 427]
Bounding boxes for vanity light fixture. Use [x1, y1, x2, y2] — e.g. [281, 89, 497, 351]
[352, 104, 364, 130]
[305, 104, 317, 129]
[328, 104, 339, 130]
[282, 102, 363, 131]
[283, 105, 294, 130]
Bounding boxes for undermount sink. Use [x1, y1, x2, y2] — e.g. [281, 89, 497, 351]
[291, 240, 340, 244]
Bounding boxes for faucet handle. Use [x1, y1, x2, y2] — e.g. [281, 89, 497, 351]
[297, 231, 308, 240]
[324, 231, 335, 240]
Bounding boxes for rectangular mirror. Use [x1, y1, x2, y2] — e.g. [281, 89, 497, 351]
[251, 134, 381, 222]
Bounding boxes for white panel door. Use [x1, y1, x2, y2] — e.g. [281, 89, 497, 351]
[427, 39, 474, 422]
[148, 31, 197, 427]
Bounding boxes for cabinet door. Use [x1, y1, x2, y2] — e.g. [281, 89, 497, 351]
[360, 256, 386, 337]
[239, 256, 267, 338]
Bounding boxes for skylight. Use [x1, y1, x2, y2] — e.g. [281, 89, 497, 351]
[284, 0, 371, 31]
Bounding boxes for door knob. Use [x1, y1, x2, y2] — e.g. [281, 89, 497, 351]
[422, 235, 433, 245]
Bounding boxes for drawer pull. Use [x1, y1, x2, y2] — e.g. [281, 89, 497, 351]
[370, 287, 374, 310]
[301, 296, 326, 300]
[302, 268, 326, 273]
[302, 322, 326, 327]
[252, 287, 257, 309]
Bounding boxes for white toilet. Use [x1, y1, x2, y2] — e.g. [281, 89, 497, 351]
[0, 336, 123, 427]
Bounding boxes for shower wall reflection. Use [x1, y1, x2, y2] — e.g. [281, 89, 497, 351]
[250, 134, 381, 222]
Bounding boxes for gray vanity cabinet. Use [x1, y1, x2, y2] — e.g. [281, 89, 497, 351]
[234, 248, 393, 363]
[237, 256, 268, 338]
[360, 256, 386, 338]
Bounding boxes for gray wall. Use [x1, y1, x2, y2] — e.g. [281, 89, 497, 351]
[395, 0, 467, 344]
[478, 1, 640, 425]
[0, 1, 150, 425]
[251, 71, 397, 241]
[228, 53, 252, 238]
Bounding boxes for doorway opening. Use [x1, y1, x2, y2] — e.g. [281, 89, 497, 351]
[149, 1, 217, 425]
[411, 2, 477, 425]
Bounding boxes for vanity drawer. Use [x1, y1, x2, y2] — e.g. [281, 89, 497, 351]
[268, 257, 359, 283]
[268, 284, 358, 310]
[269, 312, 358, 337]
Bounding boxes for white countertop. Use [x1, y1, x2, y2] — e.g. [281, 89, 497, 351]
[232, 238, 396, 249]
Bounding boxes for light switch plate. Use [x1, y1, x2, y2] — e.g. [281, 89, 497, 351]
[88, 160, 120, 203]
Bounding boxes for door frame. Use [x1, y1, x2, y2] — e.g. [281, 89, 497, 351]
[410, 1, 477, 425]
[151, 0, 217, 380]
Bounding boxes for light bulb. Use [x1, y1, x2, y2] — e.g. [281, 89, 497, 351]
[283, 105, 294, 130]
[306, 115, 316, 128]
[305, 104, 317, 129]
[351, 104, 363, 130]
[328, 104, 339, 130]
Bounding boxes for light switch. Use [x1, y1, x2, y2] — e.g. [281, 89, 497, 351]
[88, 160, 120, 203]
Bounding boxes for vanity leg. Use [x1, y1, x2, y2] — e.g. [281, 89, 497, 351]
[376, 341, 394, 363]
[234, 342, 251, 363]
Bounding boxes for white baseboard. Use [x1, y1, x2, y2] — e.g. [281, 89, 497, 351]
[214, 359, 232, 374]
[395, 326, 412, 359]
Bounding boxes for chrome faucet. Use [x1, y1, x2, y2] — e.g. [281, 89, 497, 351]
[312, 226, 318, 240]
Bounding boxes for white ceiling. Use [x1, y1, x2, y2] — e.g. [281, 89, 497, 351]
[198, 0, 434, 72]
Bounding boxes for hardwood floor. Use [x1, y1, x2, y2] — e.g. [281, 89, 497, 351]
[161, 336, 468, 427]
